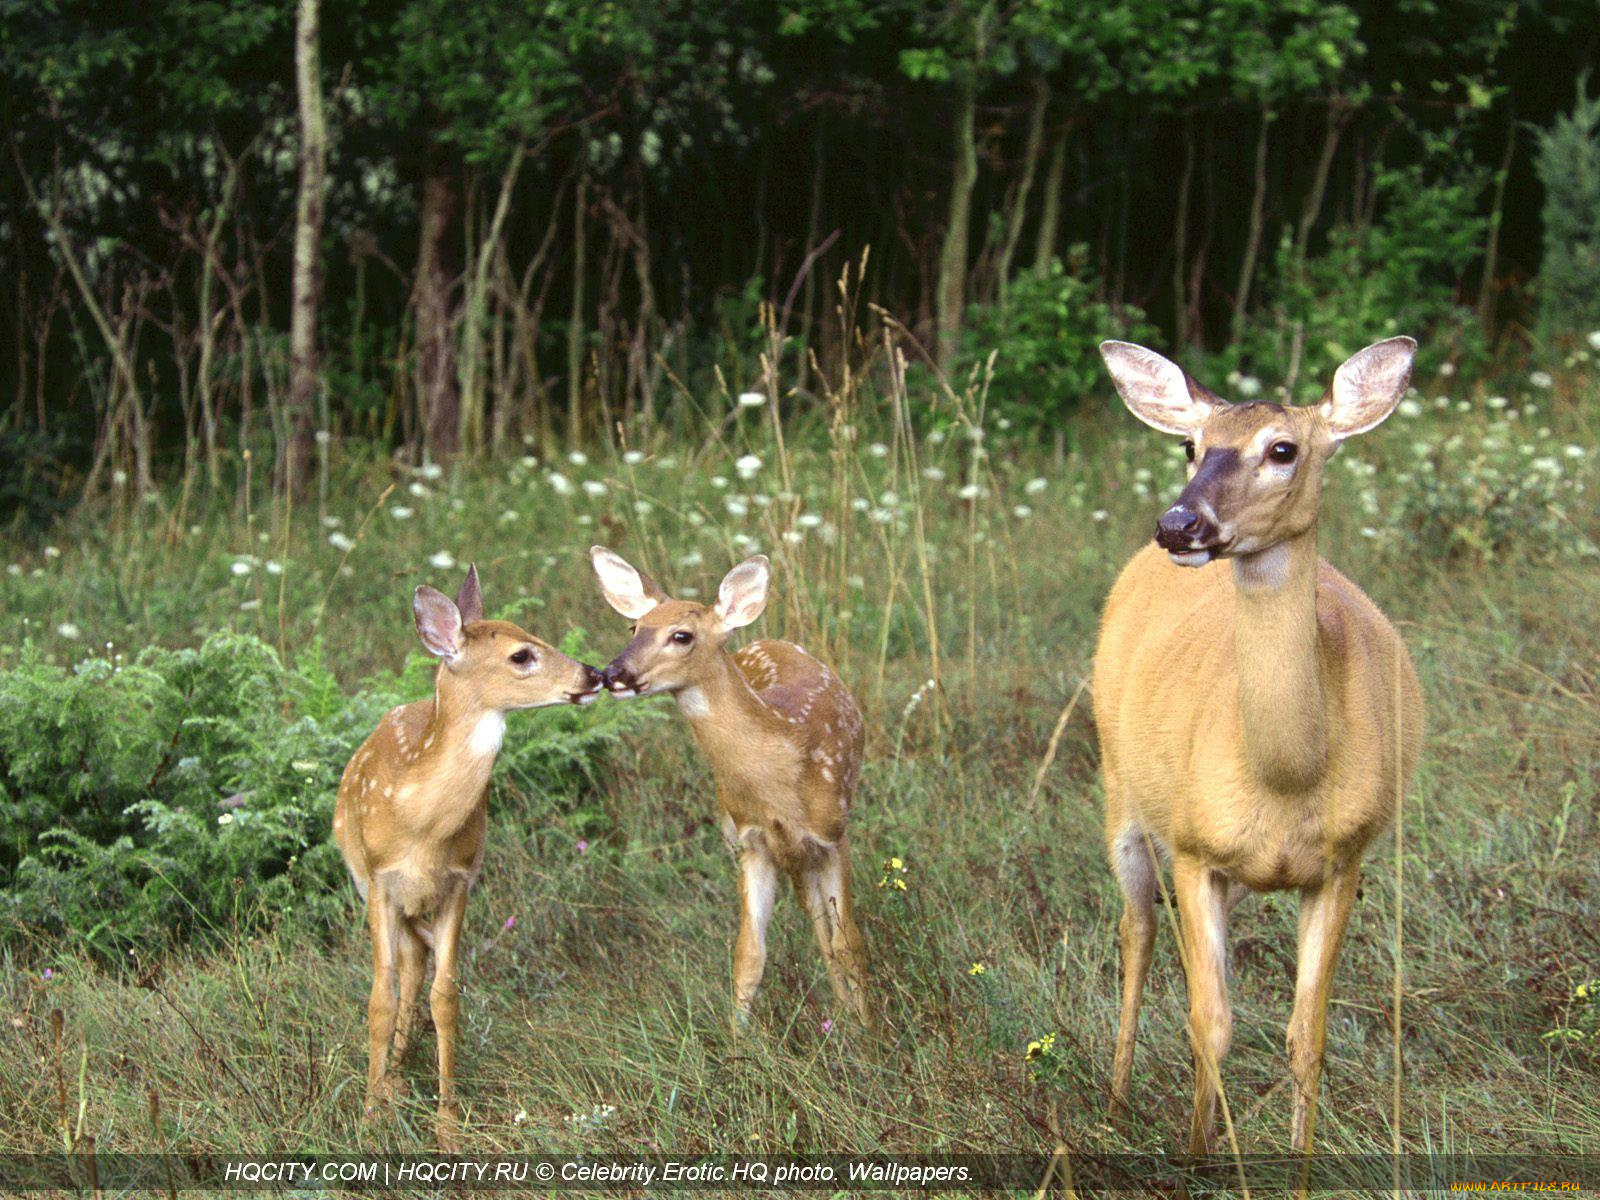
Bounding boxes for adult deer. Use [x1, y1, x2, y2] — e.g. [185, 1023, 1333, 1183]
[588, 546, 874, 1033]
[333, 565, 601, 1148]
[1093, 338, 1424, 1156]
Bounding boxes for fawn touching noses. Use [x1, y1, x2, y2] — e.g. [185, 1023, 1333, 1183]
[1092, 338, 1424, 1158]
[589, 546, 875, 1034]
[333, 565, 601, 1149]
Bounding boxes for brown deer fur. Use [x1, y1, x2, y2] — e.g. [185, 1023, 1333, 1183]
[334, 565, 599, 1148]
[589, 547, 874, 1032]
[1093, 338, 1424, 1156]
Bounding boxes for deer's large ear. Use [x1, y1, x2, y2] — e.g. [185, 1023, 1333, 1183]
[414, 585, 464, 661]
[1321, 336, 1416, 439]
[590, 546, 667, 619]
[1099, 340, 1218, 436]
[455, 563, 484, 624]
[713, 556, 770, 633]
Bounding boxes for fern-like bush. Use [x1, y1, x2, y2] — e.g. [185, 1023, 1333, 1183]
[0, 630, 647, 959]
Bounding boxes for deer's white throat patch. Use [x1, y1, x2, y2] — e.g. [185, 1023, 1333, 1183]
[676, 687, 711, 719]
[468, 711, 506, 757]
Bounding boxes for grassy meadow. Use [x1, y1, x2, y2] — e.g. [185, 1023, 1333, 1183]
[1, 351, 1597, 1183]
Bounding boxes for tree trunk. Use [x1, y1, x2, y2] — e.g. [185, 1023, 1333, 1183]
[1478, 102, 1517, 330]
[1231, 105, 1272, 337]
[415, 139, 460, 461]
[1032, 119, 1069, 274]
[1294, 99, 1348, 270]
[567, 171, 587, 442]
[458, 142, 526, 456]
[996, 77, 1048, 305]
[1172, 115, 1195, 349]
[935, 76, 978, 370]
[283, 0, 324, 493]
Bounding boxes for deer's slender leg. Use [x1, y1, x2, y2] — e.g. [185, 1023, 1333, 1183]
[1109, 824, 1158, 1120]
[389, 920, 428, 1072]
[731, 833, 779, 1033]
[428, 878, 471, 1151]
[1174, 854, 1234, 1156]
[801, 837, 875, 1031]
[363, 886, 403, 1116]
[1287, 864, 1361, 1153]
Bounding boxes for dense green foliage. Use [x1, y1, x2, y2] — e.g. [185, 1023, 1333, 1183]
[0, 630, 646, 957]
[955, 250, 1156, 436]
[2, 0, 1596, 493]
[1534, 75, 1600, 338]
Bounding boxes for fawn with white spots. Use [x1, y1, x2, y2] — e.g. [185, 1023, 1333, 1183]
[1093, 338, 1424, 1158]
[589, 547, 875, 1033]
[333, 565, 601, 1148]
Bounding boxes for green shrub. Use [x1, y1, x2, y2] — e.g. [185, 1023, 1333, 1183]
[0, 630, 647, 959]
[1533, 74, 1600, 338]
[955, 249, 1156, 438]
[1218, 156, 1489, 397]
[1343, 397, 1591, 563]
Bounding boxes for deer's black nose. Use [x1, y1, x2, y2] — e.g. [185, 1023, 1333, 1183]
[601, 662, 635, 691]
[581, 663, 602, 689]
[1154, 504, 1216, 551]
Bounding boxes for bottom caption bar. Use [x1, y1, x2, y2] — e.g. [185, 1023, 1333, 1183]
[0, 1153, 1592, 1192]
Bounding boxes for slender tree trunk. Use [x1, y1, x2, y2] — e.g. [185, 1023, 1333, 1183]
[935, 75, 978, 369]
[799, 122, 824, 394]
[996, 77, 1048, 305]
[283, 0, 324, 493]
[1232, 105, 1272, 337]
[458, 142, 526, 455]
[196, 149, 242, 488]
[1478, 102, 1517, 330]
[1294, 99, 1348, 270]
[1032, 119, 1069, 274]
[415, 136, 460, 460]
[1172, 116, 1195, 349]
[567, 171, 587, 442]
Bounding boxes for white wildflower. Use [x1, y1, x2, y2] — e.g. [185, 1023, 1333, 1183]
[419, 461, 443, 481]
[737, 391, 766, 409]
[568, 451, 588, 467]
[923, 466, 946, 482]
[957, 484, 981, 501]
[1025, 477, 1048, 495]
[1091, 509, 1109, 522]
[1529, 370, 1553, 390]
[582, 480, 607, 497]
[1013, 505, 1033, 519]
[57, 622, 82, 639]
[548, 472, 573, 496]
[867, 442, 889, 458]
[1236, 376, 1262, 398]
[735, 454, 763, 479]
[390, 506, 414, 520]
[623, 449, 645, 466]
[231, 560, 252, 577]
[328, 532, 355, 552]
[428, 551, 456, 570]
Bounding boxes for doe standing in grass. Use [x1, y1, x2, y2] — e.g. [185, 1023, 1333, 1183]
[333, 565, 601, 1148]
[1091, 338, 1424, 1156]
[589, 546, 875, 1034]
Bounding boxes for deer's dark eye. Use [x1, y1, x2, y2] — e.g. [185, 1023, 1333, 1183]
[1182, 440, 1196, 463]
[1268, 441, 1298, 464]
[671, 630, 694, 646]
[509, 648, 534, 666]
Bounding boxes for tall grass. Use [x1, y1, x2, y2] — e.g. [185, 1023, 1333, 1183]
[0, 317, 1596, 1165]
